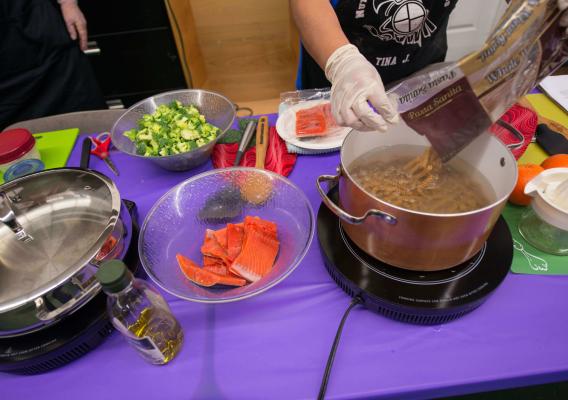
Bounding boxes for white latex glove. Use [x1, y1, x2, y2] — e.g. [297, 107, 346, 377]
[559, 0, 568, 33]
[325, 44, 399, 132]
[58, 0, 88, 51]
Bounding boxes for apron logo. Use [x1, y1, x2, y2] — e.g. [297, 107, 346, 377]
[363, 0, 438, 47]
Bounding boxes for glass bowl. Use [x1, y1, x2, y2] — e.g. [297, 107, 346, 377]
[139, 168, 315, 303]
[110, 89, 236, 171]
[519, 206, 568, 255]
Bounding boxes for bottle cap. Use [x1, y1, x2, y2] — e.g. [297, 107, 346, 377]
[0, 129, 36, 164]
[96, 260, 133, 293]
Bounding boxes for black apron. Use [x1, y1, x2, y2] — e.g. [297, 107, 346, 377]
[0, 0, 106, 129]
[300, 0, 459, 89]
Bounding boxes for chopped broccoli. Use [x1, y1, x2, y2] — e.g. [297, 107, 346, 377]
[123, 101, 220, 157]
[135, 142, 147, 156]
[177, 142, 190, 153]
[181, 128, 197, 141]
[124, 129, 137, 142]
[137, 130, 153, 142]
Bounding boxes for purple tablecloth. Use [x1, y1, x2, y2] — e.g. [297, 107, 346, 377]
[3, 114, 568, 399]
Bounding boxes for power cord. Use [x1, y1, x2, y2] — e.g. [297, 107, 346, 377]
[317, 295, 363, 400]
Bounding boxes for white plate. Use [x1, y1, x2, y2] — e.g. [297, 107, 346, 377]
[275, 100, 351, 150]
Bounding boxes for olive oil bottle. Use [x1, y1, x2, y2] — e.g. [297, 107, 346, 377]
[96, 260, 183, 365]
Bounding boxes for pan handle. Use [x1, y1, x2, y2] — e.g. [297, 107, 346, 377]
[316, 173, 397, 226]
[495, 119, 526, 150]
[80, 136, 92, 169]
[0, 192, 34, 242]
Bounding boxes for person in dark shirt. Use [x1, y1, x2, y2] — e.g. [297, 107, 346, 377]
[290, 0, 568, 132]
[0, 0, 106, 130]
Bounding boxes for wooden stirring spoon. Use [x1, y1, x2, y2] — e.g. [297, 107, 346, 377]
[255, 116, 269, 168]
[241, 116, 273, 205]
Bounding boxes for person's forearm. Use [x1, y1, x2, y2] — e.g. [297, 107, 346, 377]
[290, 0, 349, 69]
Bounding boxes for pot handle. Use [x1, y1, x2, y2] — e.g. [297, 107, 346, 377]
[35, 279, 100, 322]
[0, 192, 34, 243]
[495, 119, 525, 150]
[316, 173, 397, 225]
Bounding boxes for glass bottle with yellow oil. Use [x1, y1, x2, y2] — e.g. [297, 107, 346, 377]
[96, 260, 183, 365]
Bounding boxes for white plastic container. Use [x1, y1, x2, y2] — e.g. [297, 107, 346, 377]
[519, 168, 568, 256]
[0, 128, 44, 182]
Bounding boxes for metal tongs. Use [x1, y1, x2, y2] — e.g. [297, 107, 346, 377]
[234, 120, 257, 166]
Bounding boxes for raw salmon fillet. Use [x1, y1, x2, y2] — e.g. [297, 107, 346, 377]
[177, 254, 246, 287]
[203, 255, 224, 267]
[203, 255, 228, 275]
[202, 255, 248, 279]
[227, 223, 245, 261]
[230, 219, 280, 282]
[201, 229, 231, 264]
[204, 264, 230, 276]
[213, 228, 228, 250]
[244, 216, 277, 238]
[180, 217, 279, 287]
[295, 103, 337, 138]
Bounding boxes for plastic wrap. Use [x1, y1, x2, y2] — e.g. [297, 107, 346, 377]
[390, 0, 568, 161]
[279, 89, 344, 138]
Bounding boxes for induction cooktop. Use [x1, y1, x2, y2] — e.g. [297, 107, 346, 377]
[318, 188, 513, 325]
[0, 200, 139, 375]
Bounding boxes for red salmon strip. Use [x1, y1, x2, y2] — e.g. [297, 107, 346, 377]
[180, 217, 279, 288]
[201, 229, 231, 264]
[230, 224, 279, 282]
[227, 223, 245, 261]
[295, 103, 337, 138]
[213, 227, 228, 250]
[177, 254, 246, 287]
[204, 264, 229, 276]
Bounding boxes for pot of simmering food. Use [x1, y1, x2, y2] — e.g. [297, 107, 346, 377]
[316, 121, 518, 271]
[0, 168, 131, 337]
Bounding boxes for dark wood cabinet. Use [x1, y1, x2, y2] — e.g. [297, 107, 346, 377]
[79, 0, 188, 108]
[79, 0, 169, 36]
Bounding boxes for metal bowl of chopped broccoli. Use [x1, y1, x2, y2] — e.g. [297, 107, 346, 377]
[111, 89, 236, 171]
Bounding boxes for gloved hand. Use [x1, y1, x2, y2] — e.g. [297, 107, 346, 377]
[58, 0, 88, 51]
[325, 44, 398, 132]
[559, 0, 568, 33]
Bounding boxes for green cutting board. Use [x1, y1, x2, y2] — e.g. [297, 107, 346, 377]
[0, 128, 79, 184]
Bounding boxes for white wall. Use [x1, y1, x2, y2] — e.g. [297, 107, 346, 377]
[446, 0, 508, 61]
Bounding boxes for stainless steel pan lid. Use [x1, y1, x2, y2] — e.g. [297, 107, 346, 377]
[0, 168, 120, 315]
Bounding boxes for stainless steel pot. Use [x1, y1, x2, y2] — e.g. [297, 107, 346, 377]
[317, 121, 517, 271]
[0, 168, 131, 337]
